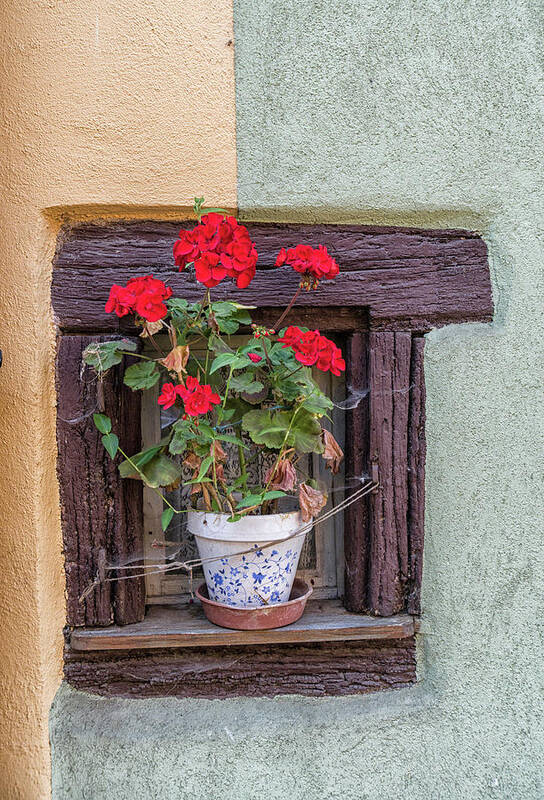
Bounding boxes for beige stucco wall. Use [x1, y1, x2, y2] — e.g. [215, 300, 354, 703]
[0, 2, 237, 797]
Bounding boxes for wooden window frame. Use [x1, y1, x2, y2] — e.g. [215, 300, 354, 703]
[54, 221, 492, 697]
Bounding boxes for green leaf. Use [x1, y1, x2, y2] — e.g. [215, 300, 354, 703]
[101, 433, 119, 459]
[169, 425, 191, 455]
[118, 443, 164, 478]
[216, 434, 248, 448]
[209, 353, 239, 374]
[83, 339, 138, 372]
[300, 392, 333, 414]
[262, 490, 287, 501]
[230, 373, 264, 395]
[120, 452, 182, 488]
[196, 455, 213, 482]
[161, 507, 175, 531]
[123, 360, 160, 390]
[166, 298, 189, 316]
[216, 407, 235, 423]
[288, 408, 325, 454]
[236, 494, 263, 509]
[93, 413, 112, 434]
[241, 409, 290, 449]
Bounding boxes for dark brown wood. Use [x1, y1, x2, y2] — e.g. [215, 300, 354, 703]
[63, 636, 417, 698]
[52, 221, 493, 333]
[343, 332, 370, 612]
[56, 335, 145, 626]
[53, 219, 484, 271]
[406, 337, 426, 614]
[367, 332, 412, 616]
[69, 600, 415, 651]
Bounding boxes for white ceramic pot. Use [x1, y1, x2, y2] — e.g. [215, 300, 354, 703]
[187, 510, 311, 608]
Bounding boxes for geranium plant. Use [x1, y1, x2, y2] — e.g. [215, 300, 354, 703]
[83, 201, 345, 533]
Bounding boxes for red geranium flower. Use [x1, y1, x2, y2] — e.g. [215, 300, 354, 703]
[173, 214, 258, 289]
[105, 275, 172, 322]
[275, 244, 339, 288]
[105, 284, 137, 317]
[194, 252, 228, 288]
[157, 382, 180, 410]
[315, 336, 346, 376]
[278, 325, 345, 376]
[177, 375, 221, 417]
[248, 352, 262, 363]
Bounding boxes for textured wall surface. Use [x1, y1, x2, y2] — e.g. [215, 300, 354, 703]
[0, 1, 236, 798]
[51, 1, 543, 799]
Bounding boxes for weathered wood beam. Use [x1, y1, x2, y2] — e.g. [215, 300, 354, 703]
[406, 337, 426, 615]
[63, 637, 417, 698]
[56, 335, 145, 626]
[52, 221, 493, 333]
[367, 332, 412, 616]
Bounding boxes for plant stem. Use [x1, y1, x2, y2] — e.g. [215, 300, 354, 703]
[222, 364, 235, 409]
[238, 444, 248, 492]
[274, 285, 302, 331]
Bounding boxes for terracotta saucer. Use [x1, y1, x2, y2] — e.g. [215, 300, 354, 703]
[196, 578, 313, 631]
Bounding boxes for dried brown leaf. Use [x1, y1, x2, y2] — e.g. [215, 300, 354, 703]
[298, 482, 327, 522]
[264, 459, 297, 491]
[160, 345, 190, 378]
[322, 429, 344, 474]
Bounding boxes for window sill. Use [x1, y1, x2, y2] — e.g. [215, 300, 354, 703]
[69, 599, 417, 651]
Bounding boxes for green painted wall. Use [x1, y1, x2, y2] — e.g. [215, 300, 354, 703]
[51, 2, 543, 798]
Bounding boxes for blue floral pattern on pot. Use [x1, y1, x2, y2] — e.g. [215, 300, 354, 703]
[202, 538, 305, 607]
[188, 511, 310, 609]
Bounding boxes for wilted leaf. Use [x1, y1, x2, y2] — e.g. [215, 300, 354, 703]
[298, 482, 327, 522]
[140, 320, 164, 337]
[160, 345, 190, 378]
[264, 459, 297, 491]
[322, 429, 344, 474]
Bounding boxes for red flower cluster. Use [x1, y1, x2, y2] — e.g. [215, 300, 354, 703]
[275, 244, 339, 287]
[158, 376, 221, 417]
[173, 213, 258, 289]
[278, 326, 346, 376]
[105, 275, 172, 322]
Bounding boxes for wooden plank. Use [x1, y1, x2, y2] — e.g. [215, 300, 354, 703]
[53, 219, 484, 271]
[52, 260, 492, 333]
[406, 337, 426, 614]
[51, 221, 493, 333]
[64, 636, 417, 698]
[343, 332, 371, 612]
[56, 335, 145, 626]
[64, 639, 417, 699]
[367, 332, 412, 616]
[69, 600, 415, 651]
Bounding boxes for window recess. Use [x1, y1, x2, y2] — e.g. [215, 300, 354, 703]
[54, 220, 492, 697]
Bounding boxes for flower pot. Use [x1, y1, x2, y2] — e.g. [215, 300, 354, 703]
[187, 510, 311, 608]
[196, 578, 313, 630]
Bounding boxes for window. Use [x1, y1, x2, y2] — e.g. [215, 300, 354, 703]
[54, 220, 492, 697]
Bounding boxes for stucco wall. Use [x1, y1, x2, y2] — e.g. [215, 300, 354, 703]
[2, 0, 542, 797]
[51, 2, 543, 799]
[0, 2, 237, 798]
